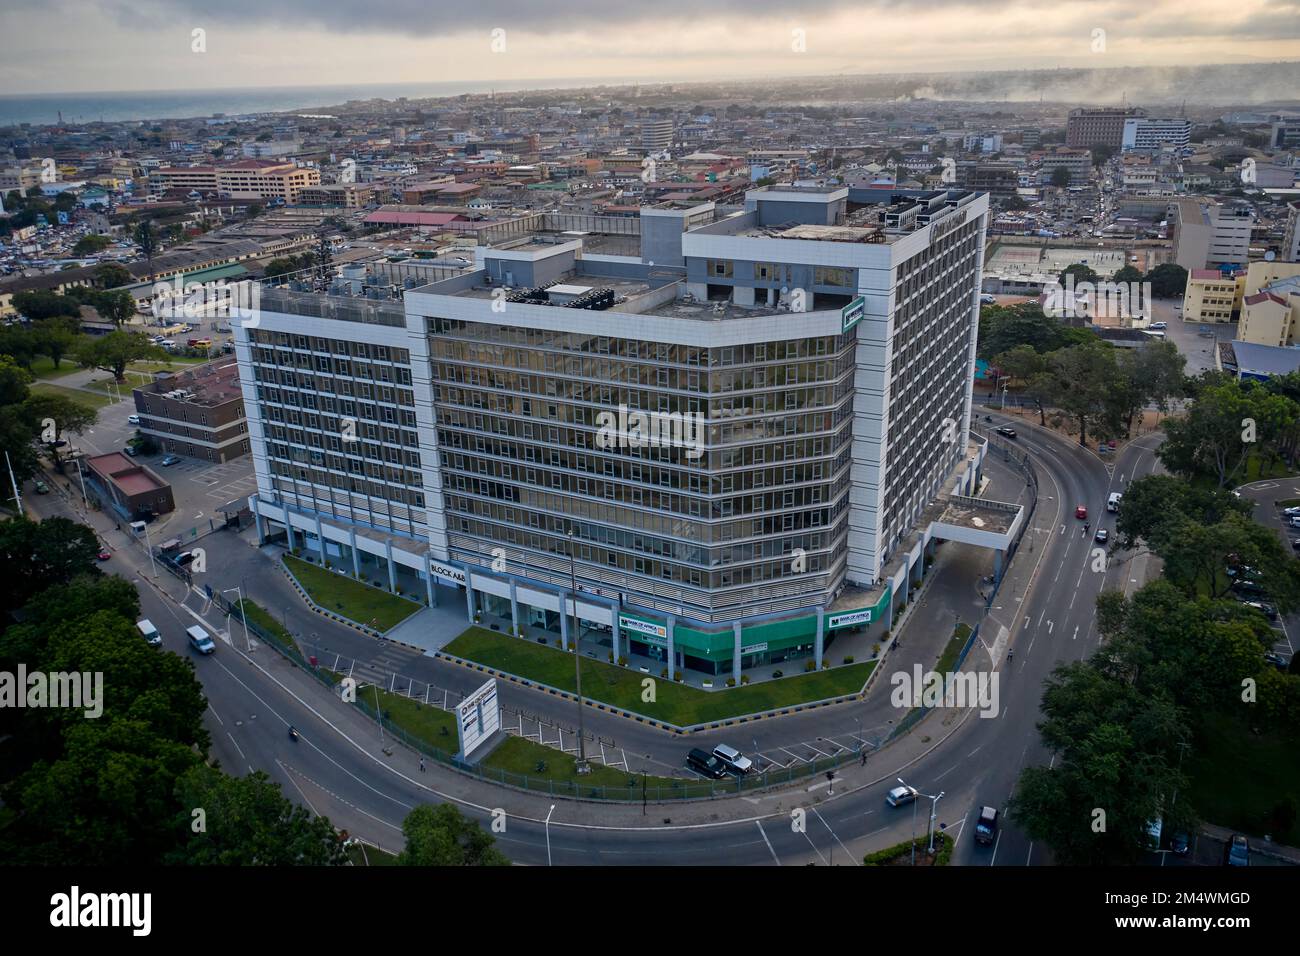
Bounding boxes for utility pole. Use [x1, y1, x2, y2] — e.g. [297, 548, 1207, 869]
[5, 450, 24, 517]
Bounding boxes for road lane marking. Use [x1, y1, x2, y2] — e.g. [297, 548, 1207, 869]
[755, 820, 781, 865]
[811, 808, 861, 866]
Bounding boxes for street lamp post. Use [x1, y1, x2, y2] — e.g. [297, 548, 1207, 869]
[899, 777, 918, 866]
[73, 456, 88, 513]
[925, 791, 945, 854]
[138, 520, 157, 578]
[544, 804, 555, 866]
[567, 527, 589, 774]
[222, 586, 251, 651]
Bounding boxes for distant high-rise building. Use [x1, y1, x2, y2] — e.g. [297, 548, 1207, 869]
[1168, 198, 1254, 271]
[1282, 201, 1300, 262]
[641, 117, 674, 152]
[1066, 107, 1145, 151]
[1120, 117, 1192, 152]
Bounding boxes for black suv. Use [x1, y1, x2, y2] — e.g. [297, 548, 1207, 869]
[686, 748, 728, 779]
[995, 426, 1017, 439]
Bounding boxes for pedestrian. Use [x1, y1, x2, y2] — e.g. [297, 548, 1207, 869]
[419, 756, 425, 772]
[860, 749, 867, 767]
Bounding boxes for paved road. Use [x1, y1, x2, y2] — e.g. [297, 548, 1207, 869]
[29, 409, 1173, 864]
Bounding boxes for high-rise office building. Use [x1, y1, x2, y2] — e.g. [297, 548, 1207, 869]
[1066, 107, 1145, 150]
[236, 187, 1008, 679]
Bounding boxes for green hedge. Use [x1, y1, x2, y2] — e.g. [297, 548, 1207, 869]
[863, 831, 954, 866]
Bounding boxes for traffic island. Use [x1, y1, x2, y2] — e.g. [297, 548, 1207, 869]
[863, 831, 954, 866]
[441, 626, 875, 727]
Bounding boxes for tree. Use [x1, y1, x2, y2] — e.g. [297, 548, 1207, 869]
[1050, 166, 1072, 188]
[1158, 378, 1299, 487]
[1060, 262, 1099, 287]
[1112, 265, 1143, 285]
[262, 257, 298, 280]
[133, 219, 157, 282]
[1146, 262, 1188, 299]
[93, 288, 138, 328]
[93, 261, 133, 289]
[167, 766, 348, 866]
[1040, 340, 1121, 446]
[0, 517, 101, 619]
[32, 315, 81, 370]
[71, 234, 111, 256]
[397, 804, 511, 866]
[1104, 342, 1185, 438]
[75, 329, 164, 383]
[11, 289, 80, 321]
[26, 389, 97, 473]
[1089, 143, 1114, 167]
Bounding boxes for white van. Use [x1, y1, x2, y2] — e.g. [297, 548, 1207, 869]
[1107, 492, 1122, 513]
[136, 618, 162, 647]
[186, 624, 216, 654]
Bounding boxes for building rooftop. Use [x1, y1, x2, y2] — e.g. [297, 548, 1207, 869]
[140, 360, 243, 407]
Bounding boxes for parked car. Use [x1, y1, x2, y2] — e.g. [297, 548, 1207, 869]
[96, 549, 111, 561]
[1107, 492, 1122, 512]
[1225, 834, 1249, 866]
[1170, 831, 1190, 856]
[886, 785, 918, 807]
[122, 445, 138, 457]
[711, 743, 754, 775]
[33, 480, 49, 494]
[1231, 579, 1268, 597]
[1075, 505, 1088, 520]
[1282, 506, 1300, 516]
[1241, 600, 1278, 621]
[186, 624, 216, 655]
[1292, 538, 1300, 551]
[127, 414, 140, 424]
[160, 454, 180, 466]
[686, 748, 728, 779]
[1264, 652, 1292, 671]
[974, 806, 999, 846]
[995, 426, 1017, 439]
[1149, 321, 1167, 330]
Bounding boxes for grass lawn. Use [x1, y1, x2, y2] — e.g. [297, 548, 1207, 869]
[444, 627, 875, 725]
[935, 623, 972, 674]
[479, 736, 693, 796]
[28, 382, 114, 411]
[359, 684, 458, 747]
[346, 842, 399, 866]
[284, 554, 420, 631]
[1185, 710, 1300, 846]
[29, 356, 82, 380]
[234, 598, 301, 656]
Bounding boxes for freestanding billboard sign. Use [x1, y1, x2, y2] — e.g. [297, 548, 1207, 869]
[457, 678, 501, 759]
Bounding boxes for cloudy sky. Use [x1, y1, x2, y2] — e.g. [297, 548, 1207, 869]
[1, 0, 1297, 94]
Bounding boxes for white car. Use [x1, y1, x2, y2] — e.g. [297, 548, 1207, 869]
[1282, 506, 1300, 516]
[127, 414, 140, 425]
[886, 785, 919, 807]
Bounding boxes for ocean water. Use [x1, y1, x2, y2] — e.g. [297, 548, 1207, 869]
[0, 77, 635, 127]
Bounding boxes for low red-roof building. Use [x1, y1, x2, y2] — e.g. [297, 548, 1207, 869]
[84, 452, 175, 522]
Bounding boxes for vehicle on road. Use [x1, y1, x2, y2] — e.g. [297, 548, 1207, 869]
[122, 445, 138, 457]
[1107, 492, 1122, 512]
[96, 549, 111, 561]
[1075, 505, 1088, 520]
[974, 806, 999, 845]
[686, 748, 728, 779]
[135, 618, 163, 647]
[186, 624, 216, 655]
[1170, 831, 1190, 856]
[711, 743, 754, 775]
[995, 426, 1017, 439]
[160, 454, 180, 466]
[1225, 834, 1249, 866]
[886, 785, 918, 807]
[1143, 816, 1163, 851]
[1149, 321, 1167, 330]
[1292, 539, 1300, 551]
[1094, 528, 1109, 544]
[33, 480, 49, 494]
[127, 414, 140, 424]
